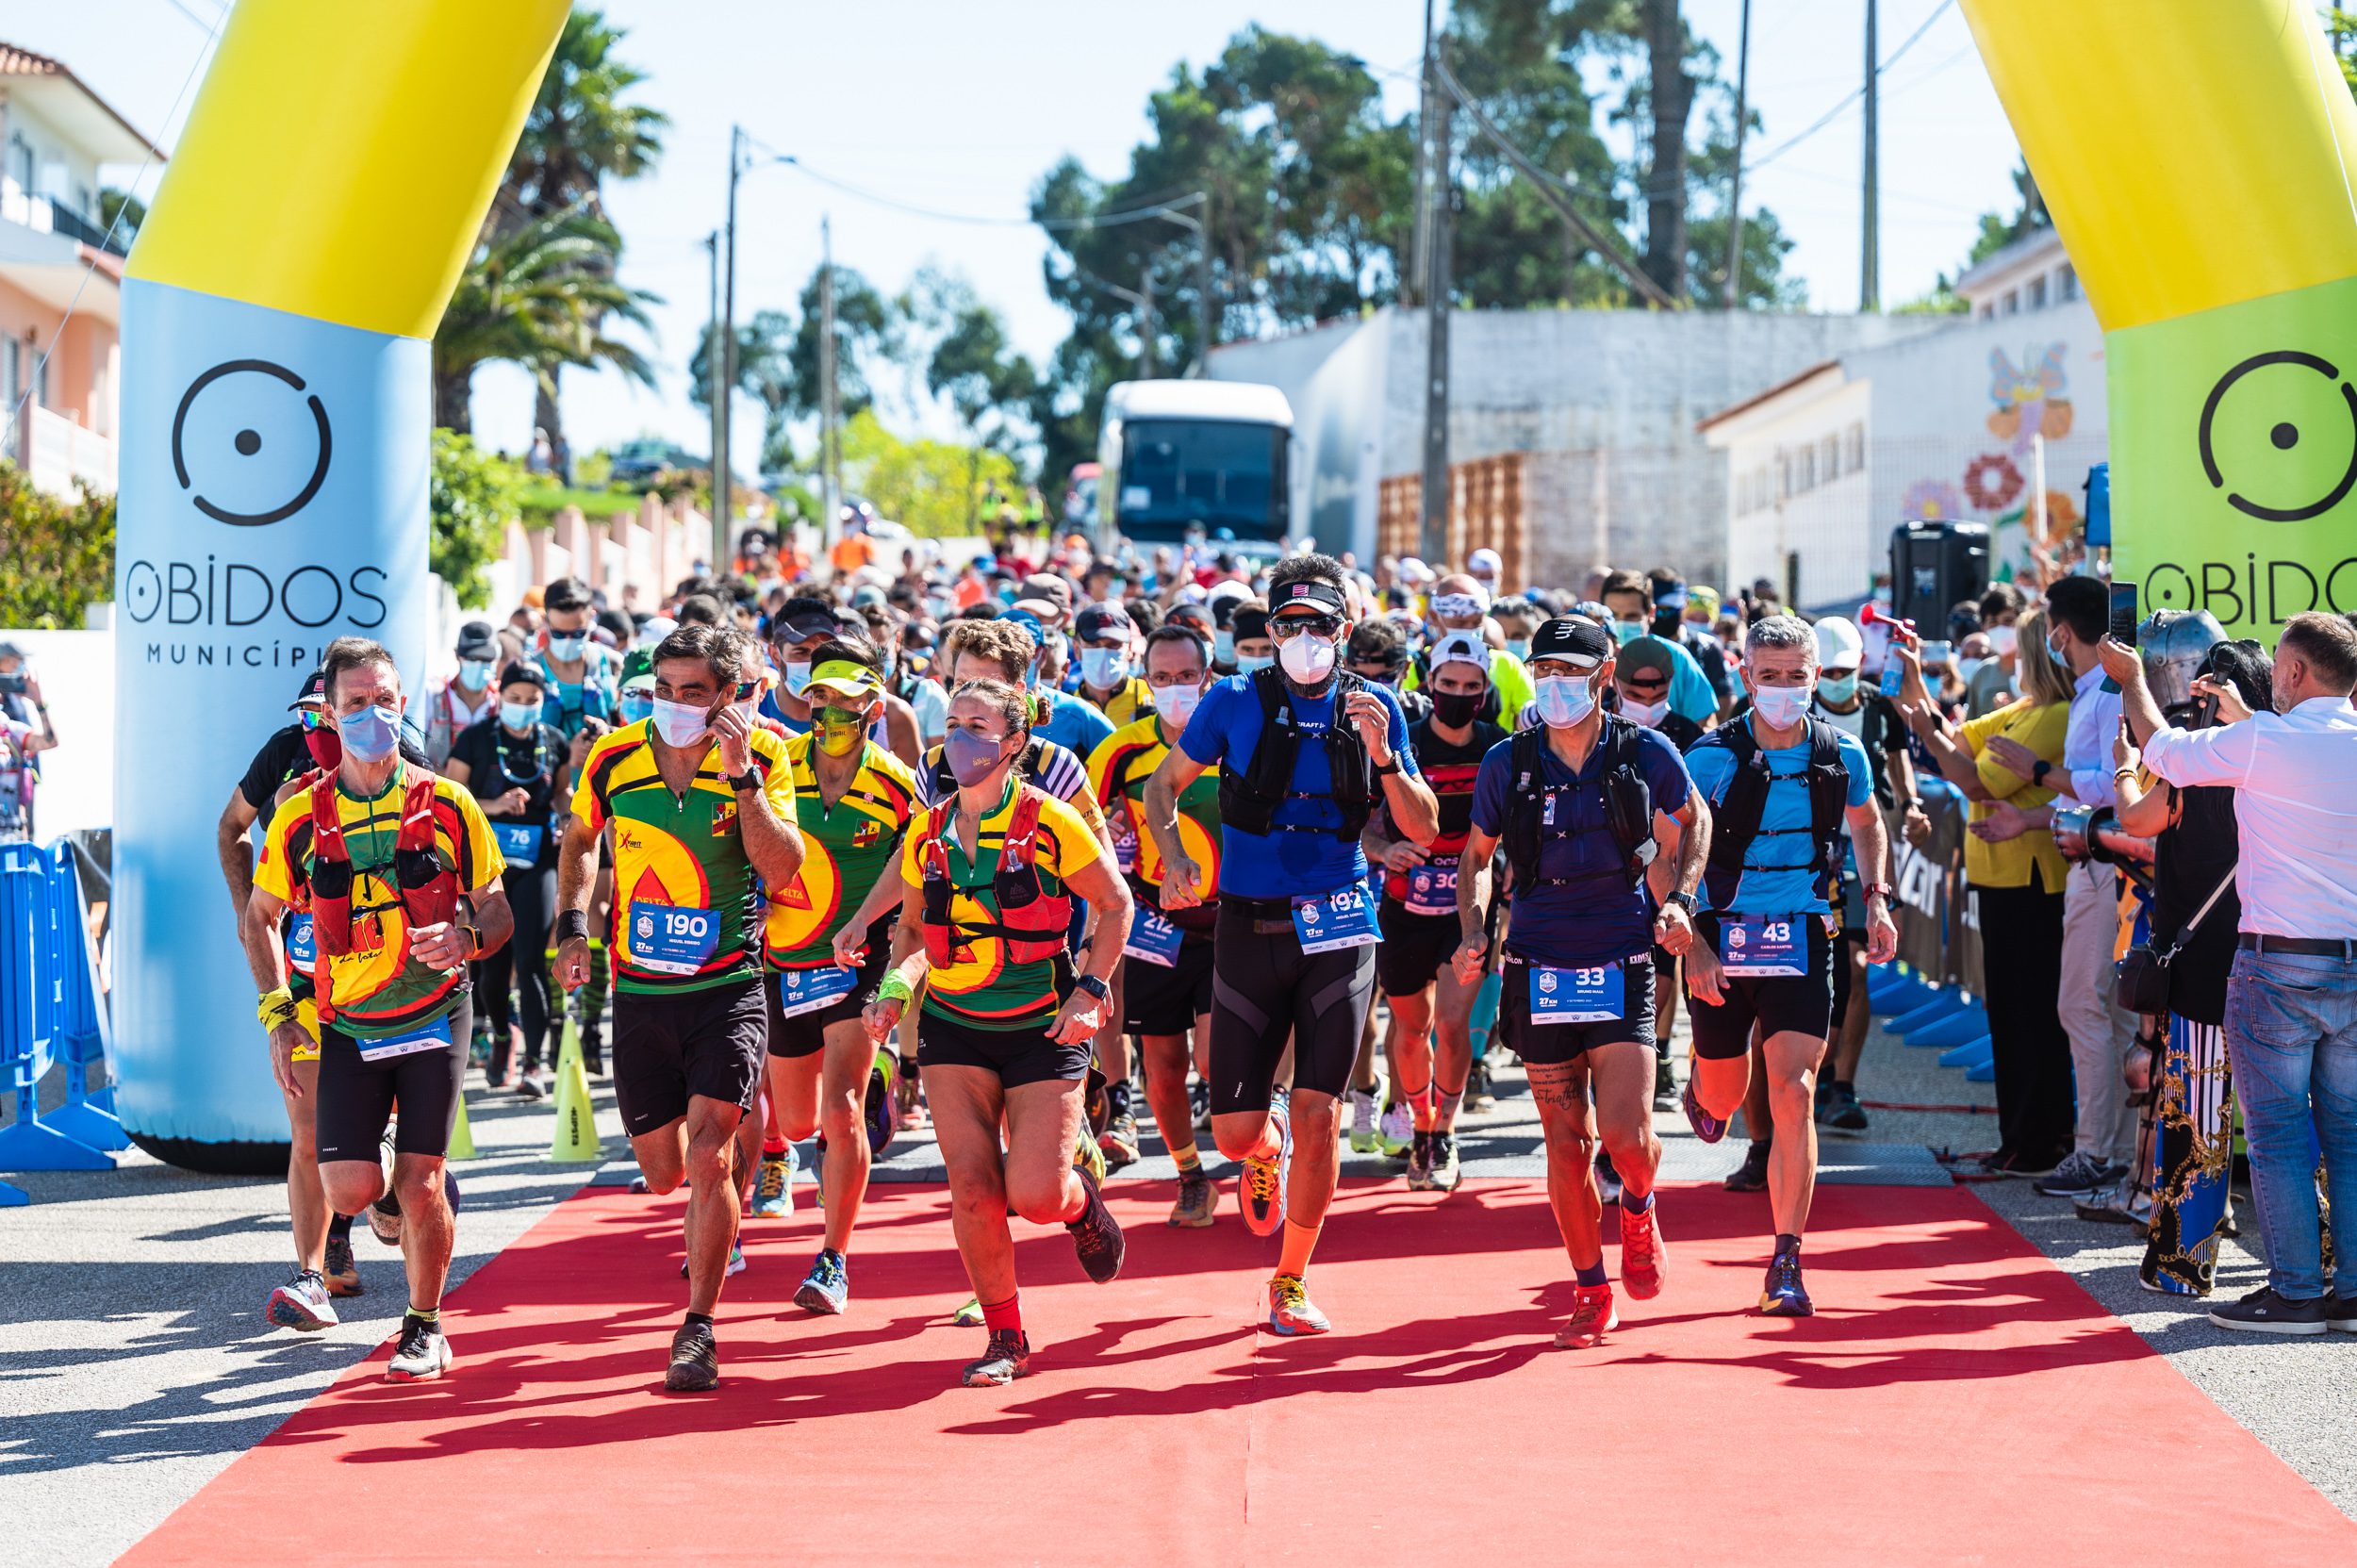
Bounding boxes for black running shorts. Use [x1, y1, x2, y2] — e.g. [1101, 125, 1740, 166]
[1499, 951, 1657, 1065]
[612, 976, 766, 1137]
[766, 916, 895, 1059]
[1689, 915, 1834, 1061]
[917, 1008, 1090, 1088]
[1124, 930, 1215, 1035]
[313, 995, 472, 1165]
[1376, 899, 1459, 999]
[1207, 898, 1377, 1114]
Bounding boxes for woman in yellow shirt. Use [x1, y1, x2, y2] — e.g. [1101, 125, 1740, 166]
[1896, 608, 2075, 1178]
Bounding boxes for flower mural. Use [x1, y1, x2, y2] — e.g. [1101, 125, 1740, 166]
[1902, 477, 1968, 522]
[1986, 344, 2074, 454]
[1962, 452, 2027, 512]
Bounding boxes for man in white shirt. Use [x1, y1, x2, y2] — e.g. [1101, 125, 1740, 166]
[2111, 612, 2357, 1333]
[1987, 575, 2136, 1198]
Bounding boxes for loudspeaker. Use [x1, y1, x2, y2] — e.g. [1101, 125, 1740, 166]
[1889, 521, 1989, 631]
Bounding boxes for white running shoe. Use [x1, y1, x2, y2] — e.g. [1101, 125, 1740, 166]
[265, 1271, 338, 1332]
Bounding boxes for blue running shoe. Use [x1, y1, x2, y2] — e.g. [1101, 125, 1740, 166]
[1760, 1250, 1813, 1316]
[1682, 1080, 1728, 1144]
[751, 1150, 794, 1218]
[795, 1248, 849, 1314]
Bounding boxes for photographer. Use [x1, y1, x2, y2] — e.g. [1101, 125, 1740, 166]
[0, 642, 58, 843]
[2111, 611, 2357, 1333]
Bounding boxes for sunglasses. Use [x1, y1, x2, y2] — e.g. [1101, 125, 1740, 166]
[1271, 613, 1343, 640]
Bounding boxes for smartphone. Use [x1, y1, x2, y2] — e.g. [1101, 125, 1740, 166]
[2109, 581, 2139, 646]
[1920, 639, 1954, 670]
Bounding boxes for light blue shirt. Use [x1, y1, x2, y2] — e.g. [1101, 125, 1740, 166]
[1684, 718, 1875, 916]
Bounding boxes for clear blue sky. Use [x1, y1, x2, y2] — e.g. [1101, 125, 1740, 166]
[31, 0, 2019, 468]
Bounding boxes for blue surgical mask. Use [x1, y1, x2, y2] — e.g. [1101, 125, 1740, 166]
[1080, 648, 1129, 689]
[547, 634, 586, 662]
[1236, 652, 1275, 676]
[456, 658, 494, 690]
[338, 704, 402, 764]
[500, 700, 539, 733]
[1611, 619, 1644, 646]
[784, 660, 813, 697]
[1214, 630, 1237, 665]
[1817, 673, 1859, 705]
[619, 690, 655, 724]
[1750, 684, 1811, 728]
[1504, 637, 1532, 662]
[1532, 675, 1595, 729]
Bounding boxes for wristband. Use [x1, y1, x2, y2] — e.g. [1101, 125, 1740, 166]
[257, 986, 301, 1031]
[878, 971, 915, 1009]
[555, 909, 590, 943]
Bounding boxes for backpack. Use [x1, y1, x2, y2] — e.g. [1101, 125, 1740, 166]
[300, 767, 460, 1020]
[1216, 666, 1377, 842]
[1503, 717, 1656, 889]
[1697, 716, 1850, 909]
[917, 784, 1072, 967]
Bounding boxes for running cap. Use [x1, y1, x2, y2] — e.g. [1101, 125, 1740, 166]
[1529, 616, 1613, 669]
[1271, 579, 1347, 617]
[1813, 615, 1865, 673]
[288, 668, 330, 710]
[1427, 630, 1492, 676]
[1073, 602, 1135, 642]
[455, 621, 499, 660]
[806, 658, 884, 702]
[497, 661, 547, 691]
[1616, 635, 1677, 682]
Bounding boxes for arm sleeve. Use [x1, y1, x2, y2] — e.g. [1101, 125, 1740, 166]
[2142, 720, 2256, 789]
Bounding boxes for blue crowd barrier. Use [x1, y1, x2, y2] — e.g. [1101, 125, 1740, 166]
[1869, 966, 1941, 1016]
[1937, 1034, 1995, 1071]
[1889, 992, 1970, 1036]
[1908, 1005, 1989, 1050]
[1866, 963, 2003, 1098]
[0, 839, 120, 1180]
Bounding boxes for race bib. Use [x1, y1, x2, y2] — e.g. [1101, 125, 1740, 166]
[1402, 857, 1459, 917]
[1527, 962, 1624, 1025]
[1124, 909, 1185, 967]
[1293, 883, 1380, 955]
[776, 964, 858, 1018]
[284, 913, 316, 967]
[1721, 915, 1805, 977]
[492, 820, 545, 864]
[354, 1015, 452, 1065]
[628, 901, 719, 975]
[1113, 826, 1139, 875]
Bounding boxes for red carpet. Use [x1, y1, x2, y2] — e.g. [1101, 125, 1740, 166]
[124, 1180, 2356, 1567]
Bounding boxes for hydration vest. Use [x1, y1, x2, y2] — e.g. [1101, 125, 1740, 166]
[917, 784, 1073, 967]
[1503, 718, 1656, 889]
[1216, 666, 1377, 842]
[301, 767, 461, 1018]
[1697, 715, 1850, 909]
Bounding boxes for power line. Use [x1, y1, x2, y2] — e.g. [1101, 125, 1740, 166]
[768, 154, 1201, 234]
[1747, 0, 1955, 173]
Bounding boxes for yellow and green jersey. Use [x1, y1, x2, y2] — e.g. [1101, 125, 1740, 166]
[898, 780, 1100, 1030]
[1087, 716, 1222, 905]
[763, 735, 920, 969]
[254, 766, 503, 1039]
[571, 720, 797, 995]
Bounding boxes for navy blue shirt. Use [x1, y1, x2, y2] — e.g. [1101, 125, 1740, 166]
[1179, 673, 1417, 900]
[1472, 723, 1693, 966]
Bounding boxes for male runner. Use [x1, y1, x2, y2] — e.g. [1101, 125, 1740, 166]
[1680, 614, 1897, 1315]
[555, 624, 803, 1390]
[537, 577, 621, 1073]
[243, 639, 512, 1378]
[1455, 616, 1708, 1345]
[1089, 623, 1224, 1226]
[1071, 601, 1155, 725]
[1362, 631, 1507, 1191]
[1614, 635, 1705, 1113]
[1146, 553, 1438, 1334]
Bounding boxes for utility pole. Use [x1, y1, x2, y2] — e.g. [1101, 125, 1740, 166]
[717, 124, 742, 571]
[1140, 267, 1160, 380]
[1860, 0, 1880, 311]
[1723, 0, 1752, 309]
[703, 229, 723, 556]
[818, 214, 841, 551]
[1419, 54, 1455, 568]
[1408, 0, 1439, 306]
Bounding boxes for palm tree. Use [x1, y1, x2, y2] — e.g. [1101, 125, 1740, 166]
[433, 207, 657, 436]
[492, 8, 668, 456]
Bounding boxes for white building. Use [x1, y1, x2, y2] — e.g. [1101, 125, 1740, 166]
[1700, 227, 2104, 610]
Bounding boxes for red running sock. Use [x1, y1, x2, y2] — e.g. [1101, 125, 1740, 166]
[981, 1294, 1021, 1334]
[763, 1137, 787, 1157]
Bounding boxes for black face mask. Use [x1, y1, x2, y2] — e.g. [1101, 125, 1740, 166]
[1431, 689, 1483, 728]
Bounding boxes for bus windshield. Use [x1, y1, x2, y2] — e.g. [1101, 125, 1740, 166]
[1114, 419, 1286, 544]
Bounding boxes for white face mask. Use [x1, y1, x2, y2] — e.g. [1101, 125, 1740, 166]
[651, 697, 710, 748]
[1155, 682, 1205, 732]
[1619, 695, 1670, 727]
[1278, 634, 1337, 685]
[1749, 684, 1811, 728]
[1957, 656, 1987, 685]
[1988, 624, 2019, 657]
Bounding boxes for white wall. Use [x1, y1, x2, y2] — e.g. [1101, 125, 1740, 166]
[1, 626, 112, 840]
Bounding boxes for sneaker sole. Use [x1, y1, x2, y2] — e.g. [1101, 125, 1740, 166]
[1758, 1296, 1815, 1317]
[265, 1294, 334, 1332]
[386, 1350, 453, 1381]
[962, 1363, 1029, 1387]
[794, 1283, 846, 1315]
[2206, 1313, 2330, 1335]
[662, 1365, 718, 1392]
[750, 1201, 792, 1218]
[1268, 1315, 1330, 1337]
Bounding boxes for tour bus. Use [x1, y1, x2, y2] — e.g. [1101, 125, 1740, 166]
[1095, 379, 1295, 558]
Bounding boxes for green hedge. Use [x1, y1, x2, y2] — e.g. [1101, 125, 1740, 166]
[0, 460, 113, 629]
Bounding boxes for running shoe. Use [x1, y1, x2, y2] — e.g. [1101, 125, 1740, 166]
[1723, 1140, 1771, 1193]
[952, 1297, 986, 1328]
[469, 1029, 493, 1069]
[1238, 1098, 1292, 1238]
[1378, 1098, 1414, 1159]
[1620, 1202, 1667, 1300]
[751, 1151, 794, 1218]
[515, 1070, 548, 1101]
[386, 1313, 453, 1381]
[2074, 1182, 2152, 1233]
[1653, 1055, 1676, 1113]
[2033, 1150, 2126, 1199]
[1428, 1131, 1461, 1193]
[368, 1186, 404, 1247]
[1066, 1164, 1127, 1284]
[1168, 1168, 1217, 1229]
[677, 1243, 747, 1279]
[962, 1329, 1030, 1386]
[1266, 1272, 1330, 1336]
[1553, 1283, 1617, 1348]
[1760, 1251, 1813, 1316]
[1466, 1060, 1497, 1114]
[1189, 1079, 1211, 1132]
[265, 1270, 338, 1332]
[1099, 1110, 1142, 1172]
[1406, 1129, 1435, 1191]
[1819, 1081, 1870, 1134]
[664, 1319, 719, 1391]
[322, 1232, 362, 1297]
[1595, 1147, 1624, 1207]
[1348, 1086, 1382, 1153]
[795, 1249, 849, 1315]
[1681, 1080, 1728, 1145]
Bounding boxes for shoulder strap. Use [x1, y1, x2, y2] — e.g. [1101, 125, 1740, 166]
[1002, 785, 1044, 871]
[1503, 725, 1548, 884]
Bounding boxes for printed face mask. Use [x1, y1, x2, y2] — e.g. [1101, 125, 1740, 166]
[944, 725, 1008, 787]
[816, 705, 865, 757]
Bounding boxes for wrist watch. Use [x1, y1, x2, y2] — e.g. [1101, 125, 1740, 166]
[1863, 883, 1894, 903]
[2031, 759, 2052, 785]
[727, 769, 760, 793]
[1073, 973, 1111, 1002]
[1373, 757, 1402, 776]
[1666, 891, 1699, 914]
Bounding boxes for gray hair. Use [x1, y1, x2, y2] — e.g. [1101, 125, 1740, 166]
[1743, 614, 1817, 665]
